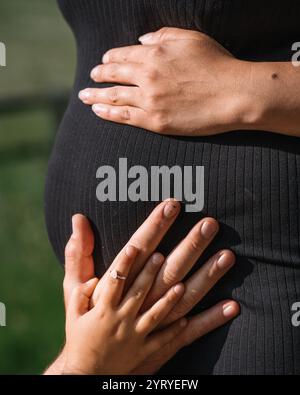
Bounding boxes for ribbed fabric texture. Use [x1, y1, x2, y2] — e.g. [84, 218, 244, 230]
[45, 0, 300, 374]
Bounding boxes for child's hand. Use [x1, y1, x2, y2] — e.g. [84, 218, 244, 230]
[45, 200, 239, 375]
[62, 244, 186, 375]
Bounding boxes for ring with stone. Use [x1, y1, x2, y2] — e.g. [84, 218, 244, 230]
[110, 269, 127, 281]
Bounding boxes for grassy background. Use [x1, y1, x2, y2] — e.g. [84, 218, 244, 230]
[0, 0, 76, 373]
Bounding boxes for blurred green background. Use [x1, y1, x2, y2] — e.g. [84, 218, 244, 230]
[0, 0, 76, 373]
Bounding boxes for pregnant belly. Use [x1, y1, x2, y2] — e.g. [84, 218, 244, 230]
[45, 100, 300, 374]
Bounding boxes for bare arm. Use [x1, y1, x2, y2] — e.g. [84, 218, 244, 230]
[235, 60, 300, 137]
[78, 27, 300, 138]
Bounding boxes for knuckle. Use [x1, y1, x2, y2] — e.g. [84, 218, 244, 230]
[96, 304, 115, 320]
[96, 309, 106, 321]
[144, 67, 159, 82]
[106, 64, 117, 80]
[169, 325, 180, 338]
[122, 54, 128, 62]
[157, 27, 169, 37]
[178, 293, 196, 312]
[162, 268, 179, 287]
[115, 327, 125, 341]
[107, 87, 120, 103]
[168, 300, 189, 320]
[108, 275, 119, 286]
[188, 236, 203, 253]
[145, 90, 164, 110]
[64, 238, 78, 258]
[149, 312, 159, 324]
[152, 111, 170, 133]
[134, 289, 144, 300]
[150, 44, 165, 58]
[71, 284, 82, 299]
[121, 107, 131, 120]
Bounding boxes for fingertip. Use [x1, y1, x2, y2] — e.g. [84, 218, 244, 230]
[71, 213, 82, 228]
[216, 250, 236, 270]
[86, 277, 99, 286]
[173, 283, 185, 295]
[222, 301, 240, 318]
[151, 252, 165, 266]
[102, 53, 109, 63]
[138, 32, 154, 44]
[84, 277, 99, 295]
[198, 217, 219, 241]
[163, 199, 181, 218]
[78, 89, 91, 102]
[180, 317, 188, 328]
[71, 213, 87, 235]
[125, 244, 139, 259]
[90, 66, 98, 80]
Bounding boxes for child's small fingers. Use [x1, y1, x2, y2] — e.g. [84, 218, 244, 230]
[145, 318, 188, 355]
[136, 283, 185, 335]
[96, 245, 138, 308]
[119, 253, 164, 315]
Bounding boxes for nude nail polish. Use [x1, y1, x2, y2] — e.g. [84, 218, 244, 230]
[200, 221, 217, 239]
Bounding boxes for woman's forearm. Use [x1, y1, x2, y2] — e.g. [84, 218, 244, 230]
[236, 61, 300, 137]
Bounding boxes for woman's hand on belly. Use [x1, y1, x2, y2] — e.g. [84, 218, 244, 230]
[78, 27, 247, 136]
[79, 27, 300, 138]
[45, 200, 239, 375]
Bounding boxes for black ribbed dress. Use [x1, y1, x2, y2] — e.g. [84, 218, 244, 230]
[45, 0, 300, 374]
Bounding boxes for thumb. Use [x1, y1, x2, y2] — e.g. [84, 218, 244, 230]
[138, 27, 202, 45]
[67, 278, 99, 321]
[64, 214, 95, 307]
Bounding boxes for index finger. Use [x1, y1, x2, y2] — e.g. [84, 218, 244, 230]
[91, 199, 180, 305]
[121, 199, 181, 288]
[102, 44, 152, 64]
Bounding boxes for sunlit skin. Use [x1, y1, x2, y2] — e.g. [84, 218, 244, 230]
[79, 27, 300, 137]
[45, 200, 239, 375]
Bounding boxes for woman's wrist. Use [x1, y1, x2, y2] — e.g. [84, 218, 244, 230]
[191, 58, 263, 135]
[230, 60, 275, 131]
[215, 59, 266, 133]
[230, 60, 300, 136]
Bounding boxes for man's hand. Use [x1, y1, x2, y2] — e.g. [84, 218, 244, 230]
[79, 27, 246, 136]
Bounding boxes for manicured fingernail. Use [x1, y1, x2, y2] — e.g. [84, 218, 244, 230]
[78, 90, 90, 101]
[125, 245, 137, 258]
[163, 201, 179, 218]
[92, 104, 108, 114]
[200, 220, 217, 240]
[138, 33, 153, 43]
[223, 303, 235, 317]
[174, 284, 184, 295]
[217, 253, 234, 270]
[102, 53, 109, 63]
[152, 253, 164, 265]
[180, 318, 188, 327]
